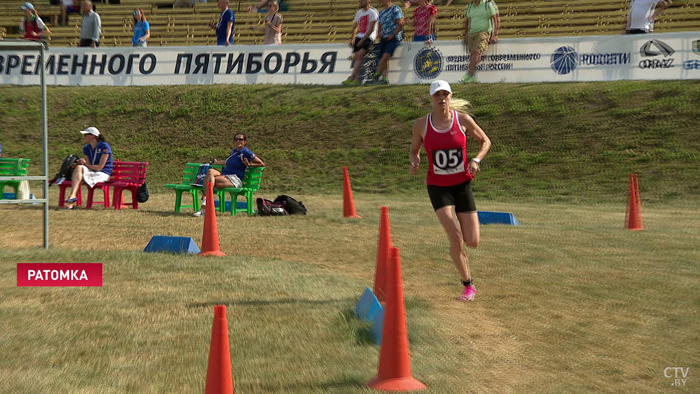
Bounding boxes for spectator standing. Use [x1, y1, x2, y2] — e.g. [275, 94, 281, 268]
[19, 3, 51, 41]
[374, 0, 404, 85]
[625, 0, 671, 34]
[60, 0, 80, 26]
[79, 1, 101, 48]
[342, 0, 378, 86]
[460, 0, 499, 84]
[132, 8, 150, 47]
[250, 1, 283, 45]
[210, 0, 234, 46]
[409, 0, 437, 44]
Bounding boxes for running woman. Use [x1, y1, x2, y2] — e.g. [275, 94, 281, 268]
[409, 80, 491, 301]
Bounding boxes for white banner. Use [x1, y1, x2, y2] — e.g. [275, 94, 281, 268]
[1, 32, 699, 86]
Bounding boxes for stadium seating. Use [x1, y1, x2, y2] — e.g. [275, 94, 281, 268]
[0, 0, 698, 47]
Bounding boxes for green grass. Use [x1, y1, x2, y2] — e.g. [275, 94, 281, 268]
[1, 194, 699, 393]
[1, 81, 699, 392]
[1, 80, 699, 202]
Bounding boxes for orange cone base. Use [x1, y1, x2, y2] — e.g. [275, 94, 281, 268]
[199, 250, 227, 257]
[346, 214, 362, 218]
[627, 227, 644, 231]
[366, 377, 427, 392]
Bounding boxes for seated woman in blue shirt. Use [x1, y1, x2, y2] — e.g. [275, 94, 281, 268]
[193, 132, 264, 216]
[65, 127, 113, 210]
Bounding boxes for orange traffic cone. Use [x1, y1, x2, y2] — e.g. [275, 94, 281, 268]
[374, 206, 392, 304]
[625, 173, 644, 231]
[366, 247, 426, 392]
[343, 167, 361, 218]
[205, 305, 234, 394]
[199, 182, 226, 256]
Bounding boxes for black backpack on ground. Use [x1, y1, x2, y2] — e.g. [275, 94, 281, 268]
[49, 154, 80, 186]
[274, 195, 307, 215]
[256, 198, 288, 216]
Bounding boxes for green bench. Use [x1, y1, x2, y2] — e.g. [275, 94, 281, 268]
[164, 163, 264, 215]
[164, 163, 223, 213]
[217, 167, 264, 216]
[0, 158, 31, 198]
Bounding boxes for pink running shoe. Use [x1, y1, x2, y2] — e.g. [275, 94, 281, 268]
[458, 285, 477, 301]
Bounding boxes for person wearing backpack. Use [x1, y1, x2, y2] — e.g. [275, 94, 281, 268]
[193, 133, 265, 217]
[459, 0, 499, 84]
[64, 127, 114, 210]
[19, 3, 51, 41]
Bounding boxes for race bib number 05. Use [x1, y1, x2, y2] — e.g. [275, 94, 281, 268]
[432, 148, 464, 175]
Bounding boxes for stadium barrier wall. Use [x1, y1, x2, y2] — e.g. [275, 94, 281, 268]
[1, 32, 698, 86]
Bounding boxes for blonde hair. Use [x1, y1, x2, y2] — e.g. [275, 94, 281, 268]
[449, 98, 471, 114]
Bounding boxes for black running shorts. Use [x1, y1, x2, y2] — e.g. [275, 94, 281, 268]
[427, 180, 476, 213]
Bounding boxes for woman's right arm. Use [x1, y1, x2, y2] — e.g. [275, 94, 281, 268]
[409, 117, 425, 176]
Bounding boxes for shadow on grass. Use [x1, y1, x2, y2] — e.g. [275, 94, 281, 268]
[186, 297, 355, 308]
[237, 375, 368, 392]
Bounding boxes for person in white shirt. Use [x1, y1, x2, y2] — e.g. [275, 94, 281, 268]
[625, 0, 671, 34]
[342, 0, 379, 86]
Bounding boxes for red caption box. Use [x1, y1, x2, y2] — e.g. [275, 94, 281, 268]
[17, 263, 103, 287]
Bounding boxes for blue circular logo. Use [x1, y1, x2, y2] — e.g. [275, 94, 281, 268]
[550, 46, 578, 75]
[414, 47, 443, 80]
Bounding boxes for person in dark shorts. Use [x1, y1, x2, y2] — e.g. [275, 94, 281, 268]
[342, 0, 379, 86]
[373, 0, 404, 84]
[409, 80, 492, 301]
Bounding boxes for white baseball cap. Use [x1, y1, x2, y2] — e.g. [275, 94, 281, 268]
[20, 2, 35, 10]
[429, 80, 452, 96]
[80, 127, 101, 137]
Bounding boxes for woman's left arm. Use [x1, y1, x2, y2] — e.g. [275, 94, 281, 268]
[459, 113, 491, 175]
[89, 150, 110, 172]
[248, 156, 265, 167]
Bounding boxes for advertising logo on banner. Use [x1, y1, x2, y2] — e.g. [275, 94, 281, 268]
[550, 46, 630, 75]
[639, 39, 676, 69]
[684, 39, 700, 70]
[551, 46, 579, 75]
[414, 46, 444, 79]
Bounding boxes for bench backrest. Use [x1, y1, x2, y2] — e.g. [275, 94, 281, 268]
[182, 163, 225, 185]
[111, 161, 149, 185]
[183, 163, 202, 184]
[0, 158, 31, 176]
[242, 167, 264, 191]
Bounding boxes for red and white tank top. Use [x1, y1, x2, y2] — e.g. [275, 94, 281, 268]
[423, 110, 473, 186]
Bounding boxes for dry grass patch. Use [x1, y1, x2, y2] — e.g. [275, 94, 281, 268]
[1, 192, 698, 393]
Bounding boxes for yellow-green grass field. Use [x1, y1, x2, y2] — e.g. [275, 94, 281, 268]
[1, 192, 698, 393]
